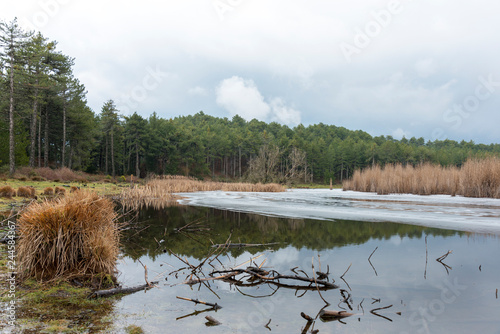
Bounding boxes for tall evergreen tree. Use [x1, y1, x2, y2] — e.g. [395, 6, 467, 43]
[0, 18, 32, 174]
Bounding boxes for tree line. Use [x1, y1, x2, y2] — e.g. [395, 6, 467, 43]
[2, 19, 500, 183]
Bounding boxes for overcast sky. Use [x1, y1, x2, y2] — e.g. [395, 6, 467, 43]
[3, 0, 500, 143]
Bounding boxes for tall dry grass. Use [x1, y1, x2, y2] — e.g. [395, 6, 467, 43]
[121, 175, 285, 210]
[17, 191, 120, 281]
[343, 157, 500, 198]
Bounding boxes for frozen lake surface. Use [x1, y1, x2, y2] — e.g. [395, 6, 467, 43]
[178, 189, 500, 234]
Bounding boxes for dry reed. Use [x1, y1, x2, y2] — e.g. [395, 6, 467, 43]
[43, 187, 54, 195]
[121, 176, 285, 210]
[0, 185, 16, 198]
[17, 191, 120, 281]
[54, 186, 66, 195]
[343, 157, 500, 198]
[17, 186, 36, 198]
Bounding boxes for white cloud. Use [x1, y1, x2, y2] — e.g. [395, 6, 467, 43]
[270, 98, 301, 126]
[216, 76, 302, 126]
[215, 76, 270, 121]
[392, 128, 410, 140]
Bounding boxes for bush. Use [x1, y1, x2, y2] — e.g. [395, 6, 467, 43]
[0, 186, 16, 198]
[43, 187, 54, 196]
[17, 191, 120, 281]
[54, 186, 66, 195]
[17, 186, 36, 198]
[119, 175, 127, 183]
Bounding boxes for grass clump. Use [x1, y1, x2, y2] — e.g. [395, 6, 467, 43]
[17, 186, 36, 198]
[17, 191, 120, 282]
[54, 186, 66, 196]
[0, 185, 16, 198]
[43, 187, 54, 195]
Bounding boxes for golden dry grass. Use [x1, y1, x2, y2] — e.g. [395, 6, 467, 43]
[343, 157, 500, 198]
[121, 175, 285, 210]
[43, 187, 54, 195]
[0, 185, 16, 198]
[54, 186, 66, 196]
[17, 191, 120, 281]
[17, 186, 36, 198]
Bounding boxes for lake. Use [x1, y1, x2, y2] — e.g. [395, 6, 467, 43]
[112, 190, 500, 333]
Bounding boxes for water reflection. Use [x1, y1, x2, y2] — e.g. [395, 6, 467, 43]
[115, 206, 500, 334]
[121, 206, 460, 260]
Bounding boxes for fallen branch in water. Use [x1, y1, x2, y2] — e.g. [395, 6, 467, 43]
[370, 304, 393, 322]
[210, 268, 339, 289]
[89, 281, 158, 298]
[319, 309, 354, 321]
[368, 246, 378, 276]
[211, 242, 280, 248]
[177, 296, 222, 309]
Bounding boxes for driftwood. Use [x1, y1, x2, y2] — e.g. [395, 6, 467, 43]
[89, 281, 158, 298]
[319, 310, 354, 321]
[210, 268, 338, 289]
[176, 296, 222, 310]
[211, 242, 280, 248]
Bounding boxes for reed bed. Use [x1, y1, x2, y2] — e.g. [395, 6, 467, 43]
[17, 191, 120, 281]
[121, 175, 285, 210]
[343, 157, 500, 198]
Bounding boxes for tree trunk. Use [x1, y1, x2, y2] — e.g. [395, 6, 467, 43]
[29, 84, 39, 168]
[8, 57, 15, 175]
[111, 125, 115, 177]
[105, 135, 108, 174]
[38, 106, 42, 167]
[61, 90, 67, 167]
[44, 104, 49, 167]
[135, 142, 140, 178]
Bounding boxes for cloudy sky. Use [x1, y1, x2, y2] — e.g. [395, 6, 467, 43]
[3, 0, 500, 143]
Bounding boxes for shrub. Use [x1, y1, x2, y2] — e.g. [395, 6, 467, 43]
[70, 186, 79, 193]
[43, 187, 54, 196]
[0, 186, 16, 198]
[54, 186, 66, 195]
[119, 175, 127, 183]
[17, 186, 35, 198]
[30, 175, 46, 181]
[17, 191, 120, 281]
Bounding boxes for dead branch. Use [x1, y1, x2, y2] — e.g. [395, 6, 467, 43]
[210, 268, 338, 289]
[176, 296, 222, 310]
[368, 246, 378, 276]
[176, 307, 216, 321]
[436, 250, 452, 262]
[370, 304, 393, 322]
[319, 309, 354, 321]
[211, 242, 280, 248]
[89, 281, 158, 298]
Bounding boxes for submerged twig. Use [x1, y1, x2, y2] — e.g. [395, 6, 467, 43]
[176, 296, 222, 309]
[368, 246, 378, 276]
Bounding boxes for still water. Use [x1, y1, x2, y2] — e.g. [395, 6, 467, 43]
[112, 191, 500, 334]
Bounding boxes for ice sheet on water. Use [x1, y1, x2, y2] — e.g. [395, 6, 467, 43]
[177, 189, 500, 234]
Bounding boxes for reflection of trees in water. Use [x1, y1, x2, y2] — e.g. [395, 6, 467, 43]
[120, 206, 461, 261]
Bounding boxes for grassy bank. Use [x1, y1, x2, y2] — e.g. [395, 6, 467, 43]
[343, 157, 500, 198]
